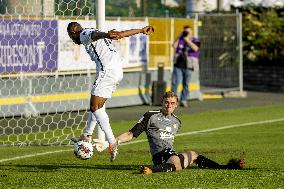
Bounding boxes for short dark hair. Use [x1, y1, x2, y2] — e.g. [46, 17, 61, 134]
[67, 22, 82, 33]
[162, 91, 179, 102]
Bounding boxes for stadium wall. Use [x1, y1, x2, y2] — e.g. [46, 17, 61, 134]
[0, 69, 201, 117]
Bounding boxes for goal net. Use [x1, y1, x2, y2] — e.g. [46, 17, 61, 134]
[0, 0, 97, 146]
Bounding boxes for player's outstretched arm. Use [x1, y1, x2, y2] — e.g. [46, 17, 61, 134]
[116, 131, 134, 144]
[91, 31, 118, 41]
[109, 26, 154, 40]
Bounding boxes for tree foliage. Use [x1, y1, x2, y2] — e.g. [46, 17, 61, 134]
[242, 7, 284, 65]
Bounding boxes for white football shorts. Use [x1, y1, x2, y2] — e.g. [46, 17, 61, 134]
[91, 69, 123, 99]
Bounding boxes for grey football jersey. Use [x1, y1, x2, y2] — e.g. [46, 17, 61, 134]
[130, 110, 181, 156]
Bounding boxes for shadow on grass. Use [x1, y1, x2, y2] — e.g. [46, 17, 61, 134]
[0, 163, 153, 174]
[189, 165, 259, 171]
[0, 163, 258, 175]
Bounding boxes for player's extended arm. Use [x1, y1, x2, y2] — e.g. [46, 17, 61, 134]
[109, 26, 154, 40]
[116, 131, 134, 144]
[91, 31, 118, 41]
[119, 29, 143, 37]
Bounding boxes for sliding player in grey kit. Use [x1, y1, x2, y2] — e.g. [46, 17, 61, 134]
[114, 91, 245, 174]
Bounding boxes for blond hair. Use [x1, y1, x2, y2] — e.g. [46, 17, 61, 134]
[162, 91, 179, 102]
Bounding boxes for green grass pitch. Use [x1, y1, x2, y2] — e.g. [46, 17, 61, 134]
[0, 104, 284, 188]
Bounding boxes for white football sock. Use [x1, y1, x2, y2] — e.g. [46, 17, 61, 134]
[93, 105, 115, 145]
[83, 111, 97, 136]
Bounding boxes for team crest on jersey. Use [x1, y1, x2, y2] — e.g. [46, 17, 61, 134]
[160, 131, 174, 140]
[165, 127, 172, 132]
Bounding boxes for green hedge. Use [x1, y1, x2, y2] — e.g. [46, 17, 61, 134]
[242, 7, 284, 65]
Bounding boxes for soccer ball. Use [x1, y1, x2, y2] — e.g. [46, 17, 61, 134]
[74, 140, 94, 160]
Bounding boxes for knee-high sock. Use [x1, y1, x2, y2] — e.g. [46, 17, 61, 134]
[194, 155, 221, 169]
[195, 155, 243, 169]
[83, 111, 97, 136]
[93, 105, 115, 144]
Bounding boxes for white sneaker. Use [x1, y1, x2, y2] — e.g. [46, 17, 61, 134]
[92, 139, 109, 152]
[109, 140, 120, 162]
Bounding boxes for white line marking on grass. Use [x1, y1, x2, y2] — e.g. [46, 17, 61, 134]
[177, 117, 284, 137]
[0, 150, 70, 163]
[1, 117, 284, 163]
[123, 117, 284, 144]
[121, 139, 148, 145]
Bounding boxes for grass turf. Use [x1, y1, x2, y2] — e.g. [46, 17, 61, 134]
[0, 104, 284, 188]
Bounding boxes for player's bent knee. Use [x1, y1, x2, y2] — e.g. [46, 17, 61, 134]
[90, 104, 100, 112]
[187, 151, 199, 164]
[90, 99, 106, 112]
[167, 155, 182, 171]
[179, 153, 189, 169]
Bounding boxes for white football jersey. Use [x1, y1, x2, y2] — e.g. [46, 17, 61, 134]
[80, 28, 122, 71]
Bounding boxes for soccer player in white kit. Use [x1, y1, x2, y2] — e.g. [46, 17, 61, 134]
[67, 22, 154, 161]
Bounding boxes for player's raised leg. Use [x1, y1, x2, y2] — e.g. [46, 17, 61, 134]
[90, 95, 119, 161]
[83, 111, 97, 139]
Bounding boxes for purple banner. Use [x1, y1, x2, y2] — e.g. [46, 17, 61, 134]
[0, 19, 58, 73]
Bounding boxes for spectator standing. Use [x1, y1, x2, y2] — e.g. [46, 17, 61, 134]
[171, 26, 200, 107]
